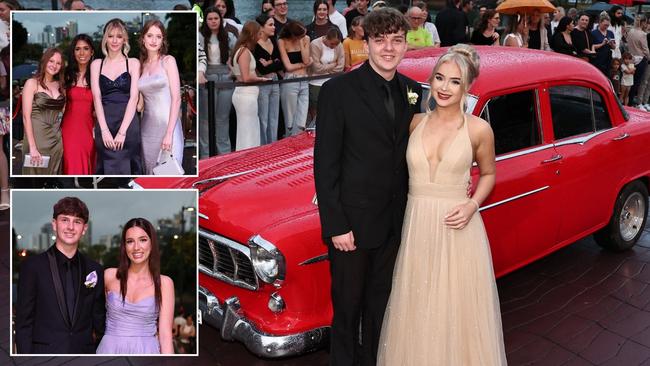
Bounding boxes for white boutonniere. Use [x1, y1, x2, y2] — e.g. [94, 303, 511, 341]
[84, 270, 98, 288]
[407, 87, 418, 105]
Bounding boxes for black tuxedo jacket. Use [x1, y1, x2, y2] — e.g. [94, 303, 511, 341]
[314, 62, 423, 249]
[15, 245, 105, 354]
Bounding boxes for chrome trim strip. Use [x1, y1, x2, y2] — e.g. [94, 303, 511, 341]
[201, 230, 252, 257]
[199, 229, 259, 290]
[199, 264, 257, 291]
[198, 287, 330, 358]
[198, 213, 209, 220]
[192, 169, 258, 188]
[495, 144, 555, 162]
[249, 234, 277, 253]
[299, 253, 329, 266]
[479, 186, 550, 212]
[553, 128, 614, 147]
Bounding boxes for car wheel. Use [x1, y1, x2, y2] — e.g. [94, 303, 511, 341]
[595, 180, 648, 251]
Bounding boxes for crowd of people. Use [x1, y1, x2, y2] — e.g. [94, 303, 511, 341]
[196, 0, 650, 157]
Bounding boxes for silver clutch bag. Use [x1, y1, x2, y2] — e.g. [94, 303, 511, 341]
[23, 154, 50, 168]
[152, 150, 184, 175]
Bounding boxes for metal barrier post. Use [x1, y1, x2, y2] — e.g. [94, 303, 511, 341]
[207, 80, 216, 157]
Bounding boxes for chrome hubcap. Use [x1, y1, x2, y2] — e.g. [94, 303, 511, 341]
[619, 192, 646, 242]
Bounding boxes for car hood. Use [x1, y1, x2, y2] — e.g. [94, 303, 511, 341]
[136, 132, 319, 245]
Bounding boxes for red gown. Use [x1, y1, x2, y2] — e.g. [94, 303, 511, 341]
[62, 86, 96, 175]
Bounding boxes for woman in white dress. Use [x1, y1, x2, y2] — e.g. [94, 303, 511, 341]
[230, 21, 271, 150]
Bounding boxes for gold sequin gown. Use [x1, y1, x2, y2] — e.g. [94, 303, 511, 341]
[377, 115, 507, 365]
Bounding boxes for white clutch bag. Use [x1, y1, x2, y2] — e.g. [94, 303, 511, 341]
[152, 150, 184, 175]
[23, 154, 50, 168]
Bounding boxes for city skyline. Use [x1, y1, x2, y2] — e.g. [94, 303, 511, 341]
[11, 190, 197, 251]
[13, 11, 187, 45]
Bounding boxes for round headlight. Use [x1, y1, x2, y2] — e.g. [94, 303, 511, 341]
[252, 246, 279, 279]
[249, 235, 286, 284]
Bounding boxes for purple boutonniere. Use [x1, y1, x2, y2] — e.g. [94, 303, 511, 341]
[84, 271, 98, 288]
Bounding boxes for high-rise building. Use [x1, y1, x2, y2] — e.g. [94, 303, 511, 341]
[66, 20, 78, 38]
[41, 25, 55, 47]
[55, 26, 68, 43]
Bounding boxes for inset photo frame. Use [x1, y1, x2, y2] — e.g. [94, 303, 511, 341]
[10, 189, 199, 356]
[10, 10, 198, 178]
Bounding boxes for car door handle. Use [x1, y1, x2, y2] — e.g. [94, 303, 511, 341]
[542, 154, 563, 164]
[613, 132, 629, 141]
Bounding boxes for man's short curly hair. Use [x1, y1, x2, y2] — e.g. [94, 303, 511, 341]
[362, 7, 410, 41]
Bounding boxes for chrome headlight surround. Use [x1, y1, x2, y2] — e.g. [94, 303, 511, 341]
[249, 235, 286, 284]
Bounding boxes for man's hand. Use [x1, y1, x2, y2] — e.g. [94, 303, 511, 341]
[331, 231, 356, 251]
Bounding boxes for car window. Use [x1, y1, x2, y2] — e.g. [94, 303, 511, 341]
[480, 89, 541, 156]
[549, 85, 612, 140]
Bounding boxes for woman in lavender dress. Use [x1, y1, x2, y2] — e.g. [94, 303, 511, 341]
[97, 218, 175, 354]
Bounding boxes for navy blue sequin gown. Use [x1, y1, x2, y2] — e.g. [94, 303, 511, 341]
[96, 58, 143, 175]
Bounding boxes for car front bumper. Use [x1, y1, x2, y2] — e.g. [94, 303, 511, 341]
[198, 286, 330, 358]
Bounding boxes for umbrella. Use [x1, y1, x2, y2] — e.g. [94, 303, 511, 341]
[12, 64, 37, 81]
[586, 2, 634, 23]
[609, 0, 650, 5]
[496, 0, 555, 14]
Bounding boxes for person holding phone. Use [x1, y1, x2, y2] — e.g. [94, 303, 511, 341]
[591, 13, 616, 75]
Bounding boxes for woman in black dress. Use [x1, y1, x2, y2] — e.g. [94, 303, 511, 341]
[471, 10, 500, 46]
[90, 18, 143, 175]
[551, 16, 578, 57]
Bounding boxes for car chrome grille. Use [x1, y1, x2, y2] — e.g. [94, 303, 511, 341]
[199, 229, 258, 290]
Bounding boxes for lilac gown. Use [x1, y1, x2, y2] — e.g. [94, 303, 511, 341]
[96, 291, 160, 354]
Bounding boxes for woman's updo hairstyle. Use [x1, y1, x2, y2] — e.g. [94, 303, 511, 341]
[426, 44, 480, 112]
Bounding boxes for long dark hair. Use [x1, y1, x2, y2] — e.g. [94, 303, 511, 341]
[609, 5, 625, 27]
[201, 6, 230, 65]
[64, 34, 93, 90]
[476, 10, 497, 33]
[313, 0, 329, 16]
[35, 48, 65, 95]
[139, 19, 169, 71]
[556, 16, 573, 33]
[117, 218, 162, 310]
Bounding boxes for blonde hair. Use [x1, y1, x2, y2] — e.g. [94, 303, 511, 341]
[101, 18, 130, 57]
[426, 43, 480, 113]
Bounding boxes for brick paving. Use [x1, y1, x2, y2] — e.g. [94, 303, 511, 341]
[3, 208, 650, 365]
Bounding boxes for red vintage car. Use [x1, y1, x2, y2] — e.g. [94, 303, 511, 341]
[134, 47, 650, 357]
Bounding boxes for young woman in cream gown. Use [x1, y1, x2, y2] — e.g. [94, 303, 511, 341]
[377, 44, 507, 366]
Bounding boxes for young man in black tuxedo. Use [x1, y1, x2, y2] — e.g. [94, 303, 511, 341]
[314, 8, 423, 366]
[15, 197, 105, 354]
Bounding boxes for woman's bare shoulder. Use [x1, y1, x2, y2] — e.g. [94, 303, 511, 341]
[409, 112, 428, 134]
[466, 114, 494, 145]
[161, 275, 174, 289]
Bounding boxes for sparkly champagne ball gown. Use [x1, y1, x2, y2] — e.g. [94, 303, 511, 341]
[377, 114, 507, 365]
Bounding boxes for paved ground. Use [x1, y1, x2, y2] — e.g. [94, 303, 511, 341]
[3, 208, 650, 365]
